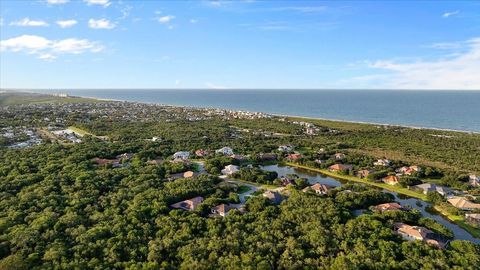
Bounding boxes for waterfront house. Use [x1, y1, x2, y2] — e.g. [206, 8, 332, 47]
[173, 151, 190, 160]
[221, 164, 240, 175]
[286, 153, 302, 161]
[258, 153, 277, 161]
[447, 197, 480, 210]
[374, 159, 391, 167]
[302, 183, 333, 195]
[216, 146, 234, 156]
[469, 175, 480, 187]
[374, 202, 404, 213]
[412, 183, 450, 196]
[170, 196, 204, 211]
[357, 169, 374, 179]
[393, 222, 448, 249]
[183, 171, 195, 178]
[382, 175, 400, 185]
[211, 204, 234, 217]
[465, 213, 480, 225]
[263, 191, 283, 204]
[328, 164, 353, 172]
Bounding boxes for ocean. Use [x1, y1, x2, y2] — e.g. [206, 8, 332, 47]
[35, 89, 480, 132]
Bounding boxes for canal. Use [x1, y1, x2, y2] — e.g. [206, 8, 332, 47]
[262, 164, 480, 244]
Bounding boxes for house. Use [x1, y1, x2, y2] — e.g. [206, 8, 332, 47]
[195, 149, 209, 157]
[263, 190, 283, 204]
[397, 165, 422, 176]
[447, 197, 480, 210]
[211, 204, 234, 217]
[183, 171, 195, 178]
[412, 183, 450, 196]
[374, 159, 391, 167]
[230, 154, 246, 161]
[173, 151, 190, 160]
[469, 175, 480, 187]
[258, 153, 277, 161]
[393, 222, 447, 249]
[302, 183, 333, 195]
[286, 153, 302, 161]
[93, 158, 121, 168]
[333, 153, 345, 160]
[170, 196, 204, 211]
[221, 164, 240, 175]
[151, 136, 161, 142]
[328, 164, 353, 172]
[216, 147, 234, 156]
[278, 145, 293, 152]
[465, 213, 480, 225]
[374, 202, 404, 213]
[116, 153, 133, 160]
[357, 169, 374, 179]
[382, 175, 400, 185]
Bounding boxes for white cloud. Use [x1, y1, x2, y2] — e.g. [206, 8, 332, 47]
[157, 15, 175, 24]
[56, 19, 77, 28]
[190, 19, 198, 24]
[175, 79, 181, 86]
[84, 0, 110, 7]
[46, 0, 69, 4]
[349, 37, 480, 90]
[10, 18, 49, 27]
[88, 18, 115, 29]
[443, 10, 460, 18]
[205, 82, 229, 89]
[1, 35, 103, 60]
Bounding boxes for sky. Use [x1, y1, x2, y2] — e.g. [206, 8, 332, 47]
[0, 0, 479, 90]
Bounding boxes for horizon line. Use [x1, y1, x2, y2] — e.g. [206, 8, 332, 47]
[2, 88, 480, 91]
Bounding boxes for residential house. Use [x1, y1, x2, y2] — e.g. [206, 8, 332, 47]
[465, 213, 480, 225]
[333, 153, 346, 160]
[170, 196, 204, 211]
[393, 222, 448, 249]
[183, 171, 195, 178]
[374, 159, 391, 167]
[382, 175, 400, 185]
[357, 169, 374, 179]
[447, 197, 480, 210]
[302, 183, 333, 195]
[116, 153, 133, 161]
[374, 202, 404, 213]
[211, 204, 234, 217]
[216, 147, 234, 156]
[469, 175, 480, 187]
[221, 164, 240, 175]
[278, 145, 293, 152]
[328, 164, 353, 172]
[397, 165, 422, 176]
[412, 183, 450, 196]
[258, 153, 277, 161]
[263, 191, 283, 204]
[173, 151, 190, 160]
[195, 149, 209, 157]
[286, 153, 302, 161]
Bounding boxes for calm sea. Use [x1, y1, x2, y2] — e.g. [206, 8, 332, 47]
[35, 89, 480, 132]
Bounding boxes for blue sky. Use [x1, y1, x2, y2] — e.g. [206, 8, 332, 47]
[1, 0, 479, 89]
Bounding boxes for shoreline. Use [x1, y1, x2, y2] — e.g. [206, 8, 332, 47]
[5, 89, 480, 134]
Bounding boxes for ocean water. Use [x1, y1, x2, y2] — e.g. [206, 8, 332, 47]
[36, 89, 480, 132]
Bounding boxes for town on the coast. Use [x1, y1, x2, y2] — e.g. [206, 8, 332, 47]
[1, 92, 480, 269]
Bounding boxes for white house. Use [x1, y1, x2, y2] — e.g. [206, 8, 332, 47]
[221, 164, 239, 175]
[374, 159, 391, 167]
[278, 145, 293, 152]
[216, 147, 234, 156]
[173, 151, 190, 160]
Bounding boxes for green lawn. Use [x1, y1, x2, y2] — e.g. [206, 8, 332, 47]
[433, 205, 480, 238]
[68, 126, 94, 137]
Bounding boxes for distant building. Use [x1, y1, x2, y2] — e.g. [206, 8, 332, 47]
[216, 147, 234, 156]
[374, 159, 391, 167]
[286, 153, 302, 161]
[382, 175, 400, 185]
[397, 165, 422, 176]
[328, 164, 353, 172]
[333, 153, 345, 160]
[374, 202, 404, 213]
[469, 175, 480, 187]
[465, 213, 480, 225]
[278, 145, 293, 152]
[263, 190, 283, 204]
[170, 196, 204, 211]
[183, 171, 195, 178]
[258, 153, 277, 161]
[173, 151, 190, 160]
[393, 222, 447, 249]
[211, 204, 235, 217]
[195, 149, 209, 157]
[412, 183, 450, 196]
[302, 183, 333, 195]
[221, 164, 240, 175]
[357, 169, 374, 179]
[151, 136, 161, 142]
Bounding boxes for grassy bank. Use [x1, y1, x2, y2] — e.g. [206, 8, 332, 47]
[285, 162, 427, 200]
[433, 205, 480, 238]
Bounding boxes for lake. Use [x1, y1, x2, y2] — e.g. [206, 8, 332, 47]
[261, 164, 480, 244]
[34, 89, 480, 132]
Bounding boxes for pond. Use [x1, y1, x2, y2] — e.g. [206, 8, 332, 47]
[262, 164, 480, 244]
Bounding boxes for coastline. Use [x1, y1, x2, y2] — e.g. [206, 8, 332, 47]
[28, 90, 479, 135]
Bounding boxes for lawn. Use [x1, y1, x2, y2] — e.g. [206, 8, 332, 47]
[68, 126, 95, 137]
[237, 185, 251, 194]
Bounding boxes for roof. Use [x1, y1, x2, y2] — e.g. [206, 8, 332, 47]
[170, 196, 204, 211]
[212, 204, 233, 214]
[310, 183, 333, 193]
[466, 213, 480, 220]
[263, 191, 283, 204]
[328, 164, 353, 171]
[394, 222, 432, 240]
[183, 171, 194, 178]
[375, 202, 403, 212]
[382, 175, 400, 183]
[448, 197, 480, 209]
